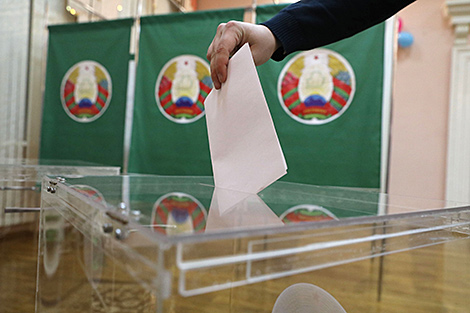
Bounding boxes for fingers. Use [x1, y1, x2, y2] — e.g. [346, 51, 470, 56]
[210, 51, 228, 90]
[207, 22, 280, 90]
[207, 23, 228, 89]
[207, 21, 244, 89]
[206, 23, 225, 62]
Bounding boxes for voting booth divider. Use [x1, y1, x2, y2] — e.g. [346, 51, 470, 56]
[39, 5, 393, 190]
[256, 6, 390, 189]
[40, 19, 134, 168]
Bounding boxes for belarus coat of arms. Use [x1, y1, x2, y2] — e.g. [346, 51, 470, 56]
[61, 60, 112, 123]
[278, 49, 355, 125]
[155, 55, 212, 124]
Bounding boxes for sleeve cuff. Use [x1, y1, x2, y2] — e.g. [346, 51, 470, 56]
[260, 10, 307, 61]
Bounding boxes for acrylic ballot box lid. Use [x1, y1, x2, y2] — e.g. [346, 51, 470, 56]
[0, 158, 120, 183]
[37, 173, 470, 308]
[0, 158, 120, 215]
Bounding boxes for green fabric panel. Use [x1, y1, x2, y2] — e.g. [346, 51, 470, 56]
[40, 19, 133, 167]
[257, 5, 386, 188]
[128, 9, 245, 175]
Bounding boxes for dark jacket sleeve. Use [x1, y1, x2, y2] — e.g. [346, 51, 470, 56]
[260, 0, 416, 61]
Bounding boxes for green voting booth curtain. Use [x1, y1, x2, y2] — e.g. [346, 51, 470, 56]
[128, 9, 245, 176]
[40, 19, 133, 168]
[256, 5, 389, 188]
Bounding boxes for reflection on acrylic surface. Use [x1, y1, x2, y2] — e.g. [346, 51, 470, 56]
[43, 184, 107, 281]
[63, 181, 347, 237]
[148, 189, 341, 234]
[71, 184, 107, 205]
[43, 210, 64, 277]
[70, 185, 106, 284]
[280, 204, 337, 224]
[205, 188, 284, 232]
[151, 192, 207, 235]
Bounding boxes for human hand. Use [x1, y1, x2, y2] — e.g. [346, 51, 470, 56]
[207, 21, 280, 89]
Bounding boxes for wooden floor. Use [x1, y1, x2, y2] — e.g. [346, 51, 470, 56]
[1, 222, 470, 313]
[0, 223, 39, 313]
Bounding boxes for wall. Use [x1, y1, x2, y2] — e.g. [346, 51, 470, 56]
[197, 0, 295, 11]
[26, 0, 75, 160]
[0, 1, 30, 160]
[388, 0, 453, 199]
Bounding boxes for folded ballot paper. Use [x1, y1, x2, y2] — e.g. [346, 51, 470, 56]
[205, 43, 287, 217]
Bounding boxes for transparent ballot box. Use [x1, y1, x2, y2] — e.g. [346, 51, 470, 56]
[0, 159, 120, 226]
[0, 160, 120, 313]
[36, 175, 470, 313]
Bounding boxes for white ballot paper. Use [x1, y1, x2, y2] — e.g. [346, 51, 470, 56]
[205, 43, 287, 199]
